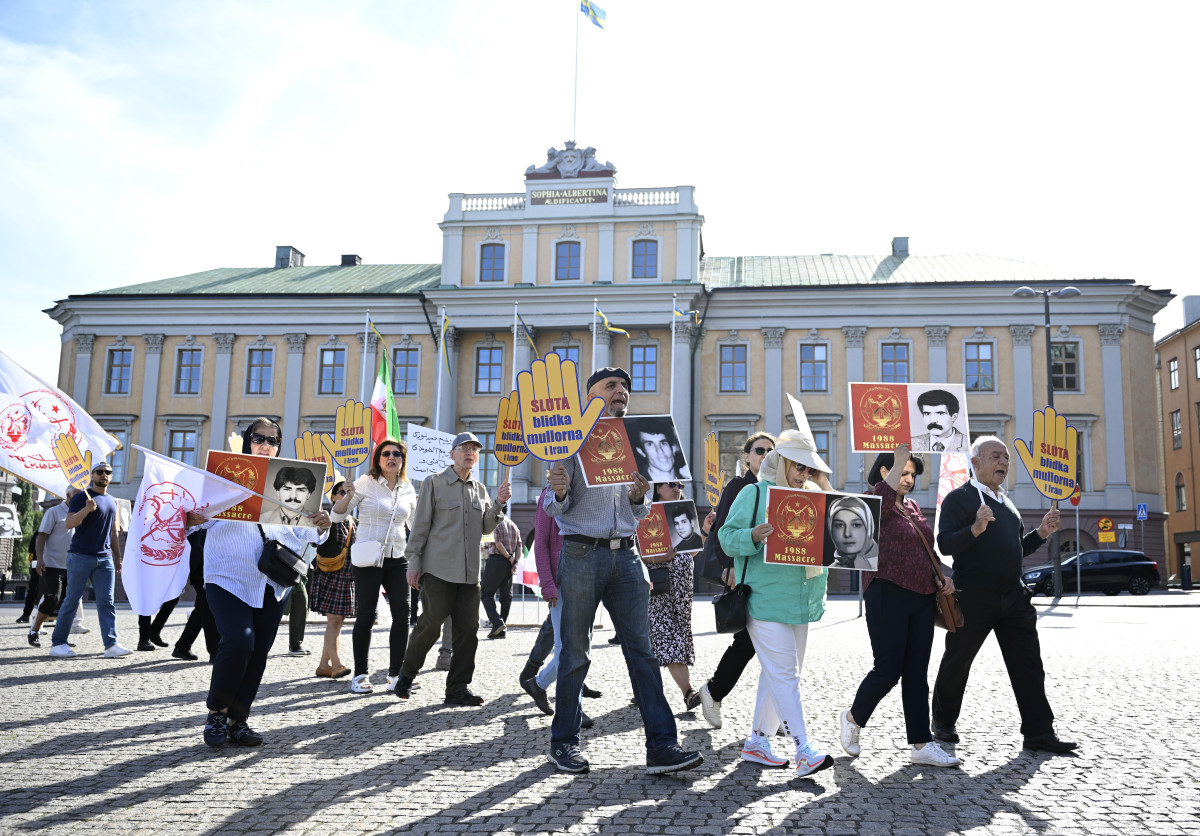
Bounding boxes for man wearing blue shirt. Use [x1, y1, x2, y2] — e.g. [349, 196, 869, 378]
[49, 463, 131, 658]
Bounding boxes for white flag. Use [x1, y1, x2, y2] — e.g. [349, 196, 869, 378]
[0, 349, 120, 497]
[933, 453, 973, 559]
[123, 446, 255, 616]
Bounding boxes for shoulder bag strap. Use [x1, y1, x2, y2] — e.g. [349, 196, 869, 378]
[256, 524, 268, 543]
[898, 504, 948, 586]
[739, 486, 761, 586]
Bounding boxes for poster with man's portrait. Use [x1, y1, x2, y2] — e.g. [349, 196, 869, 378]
[622, 415, 691, 482]
[205, 451, 326, 527]
[662, 499, 703, 554]
[0, 504, 22, 538]
[847, 382, 970, 454]
[906, 385, 970, 454]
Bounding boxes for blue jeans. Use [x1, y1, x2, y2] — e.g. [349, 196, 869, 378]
[551, 540, 677, 751]
[51, 552, 117, 649]
[535, 600, 563, 690]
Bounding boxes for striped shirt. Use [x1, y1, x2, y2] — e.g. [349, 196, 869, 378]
[203, 519, 327, 607]
[542, 455, 650, 538]
[329, 475, 416, 560]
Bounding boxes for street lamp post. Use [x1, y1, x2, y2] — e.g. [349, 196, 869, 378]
[1013, 285, 1081, 597]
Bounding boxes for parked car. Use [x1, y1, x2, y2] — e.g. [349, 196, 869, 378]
[1022, 550, 1159, 596]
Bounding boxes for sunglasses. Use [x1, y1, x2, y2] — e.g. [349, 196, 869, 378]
[94, 469, 114, 475]
[250, 433, 281, 448]
[750, 447, 773, 456]
[380, 450, 404, 458]
[664, 482, 683, 489]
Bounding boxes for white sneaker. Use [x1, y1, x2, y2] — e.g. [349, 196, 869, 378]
[350, 674, 373, 694]
[838, 709, 861, 757]
[911, 741, 961, 768]
[794, 741, 834, 777]
[104, 644, 133, 658]
[70, 625, 90, 634]
[49, 644, 77, 659]
[741, 733, 788, 767]
[699, 683, 722, 729]
[386, 674, 399, 692]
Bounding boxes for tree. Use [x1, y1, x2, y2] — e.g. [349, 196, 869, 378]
[10, 480, 42, 578]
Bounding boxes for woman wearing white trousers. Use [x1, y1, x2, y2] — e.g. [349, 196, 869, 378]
[718, 429, 834, 777]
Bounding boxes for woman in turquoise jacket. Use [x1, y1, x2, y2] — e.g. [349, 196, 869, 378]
[718, 429, 834, 777]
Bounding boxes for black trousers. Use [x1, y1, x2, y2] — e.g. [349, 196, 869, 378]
[206, 583, 289, 722]
[352, 559, 409, 677]
[37, 568, 68, 617]
[176, 586, 219, 657]
[931, 586, 1055, 737]
[850, 580, 936, 744]
[706, 626, 757, 703]
[138, 597, 180, 642]
[480, 554, 513, 627]
[20, 572, 41, 619]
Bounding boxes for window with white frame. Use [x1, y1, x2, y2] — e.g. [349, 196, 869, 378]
[105, 346, 133, 395]
[631, 240, 658, 279]
[246, 346, 274, 395]
[480, 243, 505, 283]
[318, 347, 346, 395]
[631, 344, 657, 392]
[476, 430, 499, 488]
[717, 432, 745, 479]
[551, 345, 579, 366]
[965, 342, 995, 391]
[1170, 357, 1179, 390]
[1171, 409, 1182, 449]
[1194, 346, 1200, 378]
[168, 429, 198, 466]
[108, 429, 128, 483]
[1051, 341, 1080, 391]
[719, 344, 747, 392]
[174, 346, 203, 395]
[555, 241, 581, 281]
[799, 343, 828, 392]
[1176, 472, 1187, 512]
[393, 345, 420, 396]
[881, 342, 909, 383]
[475, 345, 504, 395]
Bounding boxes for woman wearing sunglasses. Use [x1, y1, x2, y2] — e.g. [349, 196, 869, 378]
[330, 437, 416, 695]
[197, 418, 331, 748]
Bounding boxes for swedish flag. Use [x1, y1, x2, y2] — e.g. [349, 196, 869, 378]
[580, 0, 606, 29]
[596, 309, 628, 336]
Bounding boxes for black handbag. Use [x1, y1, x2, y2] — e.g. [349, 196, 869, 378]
[256, 525, 307, 587]
[696, 529, 727, 586]
[712, 487, 759, 634]
[647, 564, 670, 596]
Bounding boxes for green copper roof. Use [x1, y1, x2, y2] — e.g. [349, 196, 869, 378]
[89, 264, 442, 296]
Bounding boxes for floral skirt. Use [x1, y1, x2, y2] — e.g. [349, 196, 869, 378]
[647, 550, 695, 666]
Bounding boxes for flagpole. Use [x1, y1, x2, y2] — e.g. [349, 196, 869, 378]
[435, 306, 446, 432]
[360, 310, 370, 404]
[591, 298, 598, 372]
[670, 293, 677, 416]
[512, 302, 519, 392]
[573, 1, 580, 142]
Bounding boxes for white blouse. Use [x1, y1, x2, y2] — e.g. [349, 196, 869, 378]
[330, 475, 416, 559]
[203, 520, 328, 607]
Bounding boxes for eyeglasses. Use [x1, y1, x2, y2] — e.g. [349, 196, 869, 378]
[94, 469, 113, 475]
[250, 433, 281, 448]
[380, 450, 404, 458]
[751, 447, 773, 456]
[665, 482, 683, 489]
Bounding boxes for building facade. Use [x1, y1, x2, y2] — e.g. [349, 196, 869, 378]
[43, 143, 1172, 589]
[1155, 297, 1200, 583]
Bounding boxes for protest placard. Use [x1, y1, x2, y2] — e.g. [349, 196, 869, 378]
[847, 383, 970, 454]
[204, 451, 326, 527]
[578, 417, 639, 487]
[406, 424, 455, 482]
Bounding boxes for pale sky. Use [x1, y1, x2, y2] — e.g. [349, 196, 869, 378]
[3, 0, 1198, 383]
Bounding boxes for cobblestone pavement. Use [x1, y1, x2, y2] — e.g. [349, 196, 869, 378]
[2, 593, 1198, 836]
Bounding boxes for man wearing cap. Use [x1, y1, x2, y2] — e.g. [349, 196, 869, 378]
[543, 366, 703, 775]
[395, 432, 511, 706]
[49, 463, 132, 658]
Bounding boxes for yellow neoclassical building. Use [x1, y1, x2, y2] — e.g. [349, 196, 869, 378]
[44, 142, 1172, 585]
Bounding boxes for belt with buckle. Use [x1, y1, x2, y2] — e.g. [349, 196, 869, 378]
[565, 534, 634, 551]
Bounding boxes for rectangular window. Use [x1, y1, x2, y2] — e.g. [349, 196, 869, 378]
[881, 343, 909, 383]
[718, 432, 744, 481]
[551, 346, 579, 366]
[813, 430, 831, 482]
[1051, 342, 1079, 391]
[555, 241, 580, 281]
[1194, 346, 1200, 378]
[632, 240, 658, 279]
[168, 429, 198, 466]
[475, 346, 504, 395]
[318, 347, 346, 395]
[719, 345, 747, 392]
[1172, 409, 1182, 449]
[476, 431, 499, 488]
[480, 243, 504, 282]
[965, 342, 995, 391]
[393, 347, 419, 396]
[175, 348, 202, 395]
[800, 344, 828, 392]
[109, 429, 128, 483]
[631, 345, 657, 392]
[246, 347, 274, 395]
[1177, 475, 1188, 512]
[105, 348, 133, 395]
[1170, 357, 1180, 390]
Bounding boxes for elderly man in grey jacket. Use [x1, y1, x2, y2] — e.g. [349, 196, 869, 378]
[395, 433, 511, 705]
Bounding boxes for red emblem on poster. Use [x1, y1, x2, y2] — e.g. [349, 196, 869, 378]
[578, 417, 639, 487]
[764, 487, 826, 566]
[850, 383, 911, 452]
[636, 503, 671, 557]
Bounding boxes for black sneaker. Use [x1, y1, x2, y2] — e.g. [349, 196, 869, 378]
[137, 639, 156, 651]
[27, 630, 40, 648]
[646, 743, 703, 775]
[582, 683, 602, 699]
[487, 623, 506, 639]
[15, 616, 30, 624]
[393, 675, 414, 699]
[172, 647, 199, 661]
[289, 646, 310, 657]
[549, 743, 590, 773]
[444, 689, 485, 707]
[521, 677, 553, 715]
[150, 634, 169, 648]
[228, 721, 264, 747]
[203, 711, 229, 747]
[931, 720, 959, 744]
[581, 711, 594, 730]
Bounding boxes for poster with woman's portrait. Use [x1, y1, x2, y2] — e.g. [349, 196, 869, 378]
[822, 492, 883, 571]
[763, 488, 882, 571]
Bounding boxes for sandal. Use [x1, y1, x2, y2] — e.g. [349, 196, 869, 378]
[315, 665, 333, 678]
[330, 667, 351, 679]
[350, 674, 374, 694]
[684, 688, 702, 711]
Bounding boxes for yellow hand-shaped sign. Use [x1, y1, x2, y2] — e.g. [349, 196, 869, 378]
[295, 431, 341, 498]
[327, 399, 372, 469]
[516, 353, 606, 462]
[1014, 406, 1078, 501]
[495, 390, 529, 467]
[704, 431, 722, 507]
[52, 433, 92, 490]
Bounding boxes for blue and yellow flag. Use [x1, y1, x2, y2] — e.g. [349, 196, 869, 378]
[517, 312, 541, 360]
[580, 0, 606, 29]
[675, 306, 702, 326]
[596, 309, 628, 336]
[440, 312, 453, 378]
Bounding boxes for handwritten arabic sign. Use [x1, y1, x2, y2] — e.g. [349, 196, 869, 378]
[406, 424, 455, 482]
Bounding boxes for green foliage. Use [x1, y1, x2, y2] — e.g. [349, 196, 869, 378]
[11, 481, 41, 578]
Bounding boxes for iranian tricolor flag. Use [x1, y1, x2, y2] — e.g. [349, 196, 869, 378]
[370, 354, 400, 445]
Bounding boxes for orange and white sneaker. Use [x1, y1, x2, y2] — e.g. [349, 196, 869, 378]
[741, 733, 788, 768]
[794, 741, 834, 777]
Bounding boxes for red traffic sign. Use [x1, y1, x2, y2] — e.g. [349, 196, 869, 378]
[1069, 484, 1082, 506]
[1097, 517, 1114, 532]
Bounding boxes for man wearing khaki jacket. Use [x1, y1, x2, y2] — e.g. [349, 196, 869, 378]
[396, 433, 511, 705]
